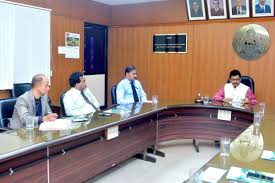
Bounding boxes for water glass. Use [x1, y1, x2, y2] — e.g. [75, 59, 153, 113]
[25, 118, 34, 131]
[258, 102, 265, 119]
[220, 137, 231, 156]
[253, 112, 261, 127]
[203, 96, 209, 104]
[152, 95, 158, 103]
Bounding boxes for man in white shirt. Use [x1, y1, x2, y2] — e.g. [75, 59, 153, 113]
[63, 72, 100, 116]
[116, 65, 147, 104]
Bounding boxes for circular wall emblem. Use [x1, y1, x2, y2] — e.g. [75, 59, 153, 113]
[232, 24, 270, 60]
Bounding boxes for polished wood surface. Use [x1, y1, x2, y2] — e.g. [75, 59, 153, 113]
[0, 101, 267, 182]
[109, 20, 275, 106]
[111, 0, 187, 26]
[49, 15, 84, 106]
[158, 107, 253, 142]
[195, 120, 275, 182]
[0, 91, 11, 99]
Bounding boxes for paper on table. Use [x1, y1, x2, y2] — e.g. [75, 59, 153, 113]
[143, 100, 153, 103]
[201, 167, 227, 183]
[261, 150, 275, 161]
[39, 119, 72, 131]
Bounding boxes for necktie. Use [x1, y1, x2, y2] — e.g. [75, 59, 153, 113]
[261, 7, 265, 13]
[237, 7, 240, 14]
[81, 91, 99, 112]
[130, 81, 139, 102]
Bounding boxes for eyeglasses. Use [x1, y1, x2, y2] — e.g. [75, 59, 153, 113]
[230, 78, 240, 81]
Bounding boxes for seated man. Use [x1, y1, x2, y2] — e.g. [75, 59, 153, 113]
[63, 72, 100, 116]
[10, 74, 58, 129]
[116, 65, 147, 104]
[213, 69, 256, 104]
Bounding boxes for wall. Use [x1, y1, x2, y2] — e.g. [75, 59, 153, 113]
[108, 20, 275, 105]
[0, 0, 111, 105]
[111, 0, 187, 26]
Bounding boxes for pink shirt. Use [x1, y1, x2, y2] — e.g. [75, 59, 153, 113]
[213, 86, 257, 104]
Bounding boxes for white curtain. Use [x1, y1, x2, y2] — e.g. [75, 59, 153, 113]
[0, 1, 51, 89]
[0, 3, 15, 89]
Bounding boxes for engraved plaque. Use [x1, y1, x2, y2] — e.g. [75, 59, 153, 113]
[232, 24, 270, 60]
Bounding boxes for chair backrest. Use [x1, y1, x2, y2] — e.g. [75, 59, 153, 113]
[227, 76, 255, 94]
[12, 83, 32, 98]
[0, 98, 17, 128]
[241, 76, 255, 94]
[111, 85, 117, 105]
[60, 92, 67, 117]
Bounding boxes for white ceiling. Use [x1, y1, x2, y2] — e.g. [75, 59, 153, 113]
[93, 0, 167, 5]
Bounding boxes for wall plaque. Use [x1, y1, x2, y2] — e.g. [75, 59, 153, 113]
[153, 33, 187, 53]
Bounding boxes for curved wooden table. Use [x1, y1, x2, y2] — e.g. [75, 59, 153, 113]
[0, 101, 256, 183]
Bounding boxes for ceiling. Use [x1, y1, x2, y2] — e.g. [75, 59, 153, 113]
[92, 0, 167, 5]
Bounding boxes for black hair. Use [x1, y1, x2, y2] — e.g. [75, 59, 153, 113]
[69, 72, 83, 87]
[229, 69, 241, 78]
[124, 65, 136, 75]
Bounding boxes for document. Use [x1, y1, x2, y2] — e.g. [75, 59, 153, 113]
[39, 119, 72, 131]
[261, 150, 275, 161]
[201, 167, 227, 183]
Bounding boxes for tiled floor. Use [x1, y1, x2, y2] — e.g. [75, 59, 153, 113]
[87, 139, 219, 183]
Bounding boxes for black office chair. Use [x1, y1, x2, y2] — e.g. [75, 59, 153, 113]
[241, 76, 255, 94]
[227, 76, 255, 93]
[60, 92, 67, 117]
[111, 85, 117, 105]
[0, 98, 17, 128]
[11, 83, 32, 98]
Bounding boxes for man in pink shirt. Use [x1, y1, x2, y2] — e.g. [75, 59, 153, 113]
[213, 70, 256, 104]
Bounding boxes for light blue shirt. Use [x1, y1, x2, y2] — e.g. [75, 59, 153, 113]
[116, 78, 147, 104]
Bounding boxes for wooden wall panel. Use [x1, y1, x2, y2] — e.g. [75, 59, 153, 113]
[109, 25, 194, 104]
[109, 21, 275, 105]
[249, 22, 275, 105]
[48, 15, 84, 106]
[111, 0, 187, 26]
[191, 22, 249, 98]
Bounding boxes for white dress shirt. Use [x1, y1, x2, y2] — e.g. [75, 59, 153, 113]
[63, 87, 100, 116]
[116, 78, 147, 104]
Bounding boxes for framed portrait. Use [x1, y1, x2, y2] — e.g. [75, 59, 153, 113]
[229, 0, 250, 18]
[207, 0, 227, 19]
[252, 0, 274, 17]
[186, 0, 206, 20]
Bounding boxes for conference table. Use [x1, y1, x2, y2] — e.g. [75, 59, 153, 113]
[0, 100, 272, 183]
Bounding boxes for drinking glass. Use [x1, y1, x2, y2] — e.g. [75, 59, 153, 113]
[220, 137, 231, 156]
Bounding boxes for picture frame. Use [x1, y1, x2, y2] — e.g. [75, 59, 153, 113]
[186, 0, 206, 20]
[229, 0, 250, 18]
[252, 0, 274, 17]
[207, 0, 228, 19]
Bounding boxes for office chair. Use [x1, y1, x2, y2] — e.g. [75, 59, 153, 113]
[111, 85, 117, 105]
[0, 98, 17, 128]
[227, 76, 255, 93]
[241, 76, 255, 94]
[11, 83, 32, 98]
[60, 92, 67, 117]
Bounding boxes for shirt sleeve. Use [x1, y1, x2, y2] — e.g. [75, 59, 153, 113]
[116, 82, 127, 104]
[138, 82, 147, 102]
[246, 88, 257, 104]
[63, 92, 76, 116]
[213, 87, 225, 101]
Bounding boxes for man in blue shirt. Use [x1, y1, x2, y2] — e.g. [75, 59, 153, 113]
[116, 65, 147, 104]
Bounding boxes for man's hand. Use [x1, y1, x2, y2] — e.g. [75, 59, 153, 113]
[242, 97, 249, 104]
[223, 98, 232, 103]
[43, 113, 58, 122]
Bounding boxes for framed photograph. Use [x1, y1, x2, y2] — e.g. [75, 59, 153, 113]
[186, 0, 206, 20]
[207, 0, 227, 19]
[252, 0, 274, 17]
[229, 0, 250, 18]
